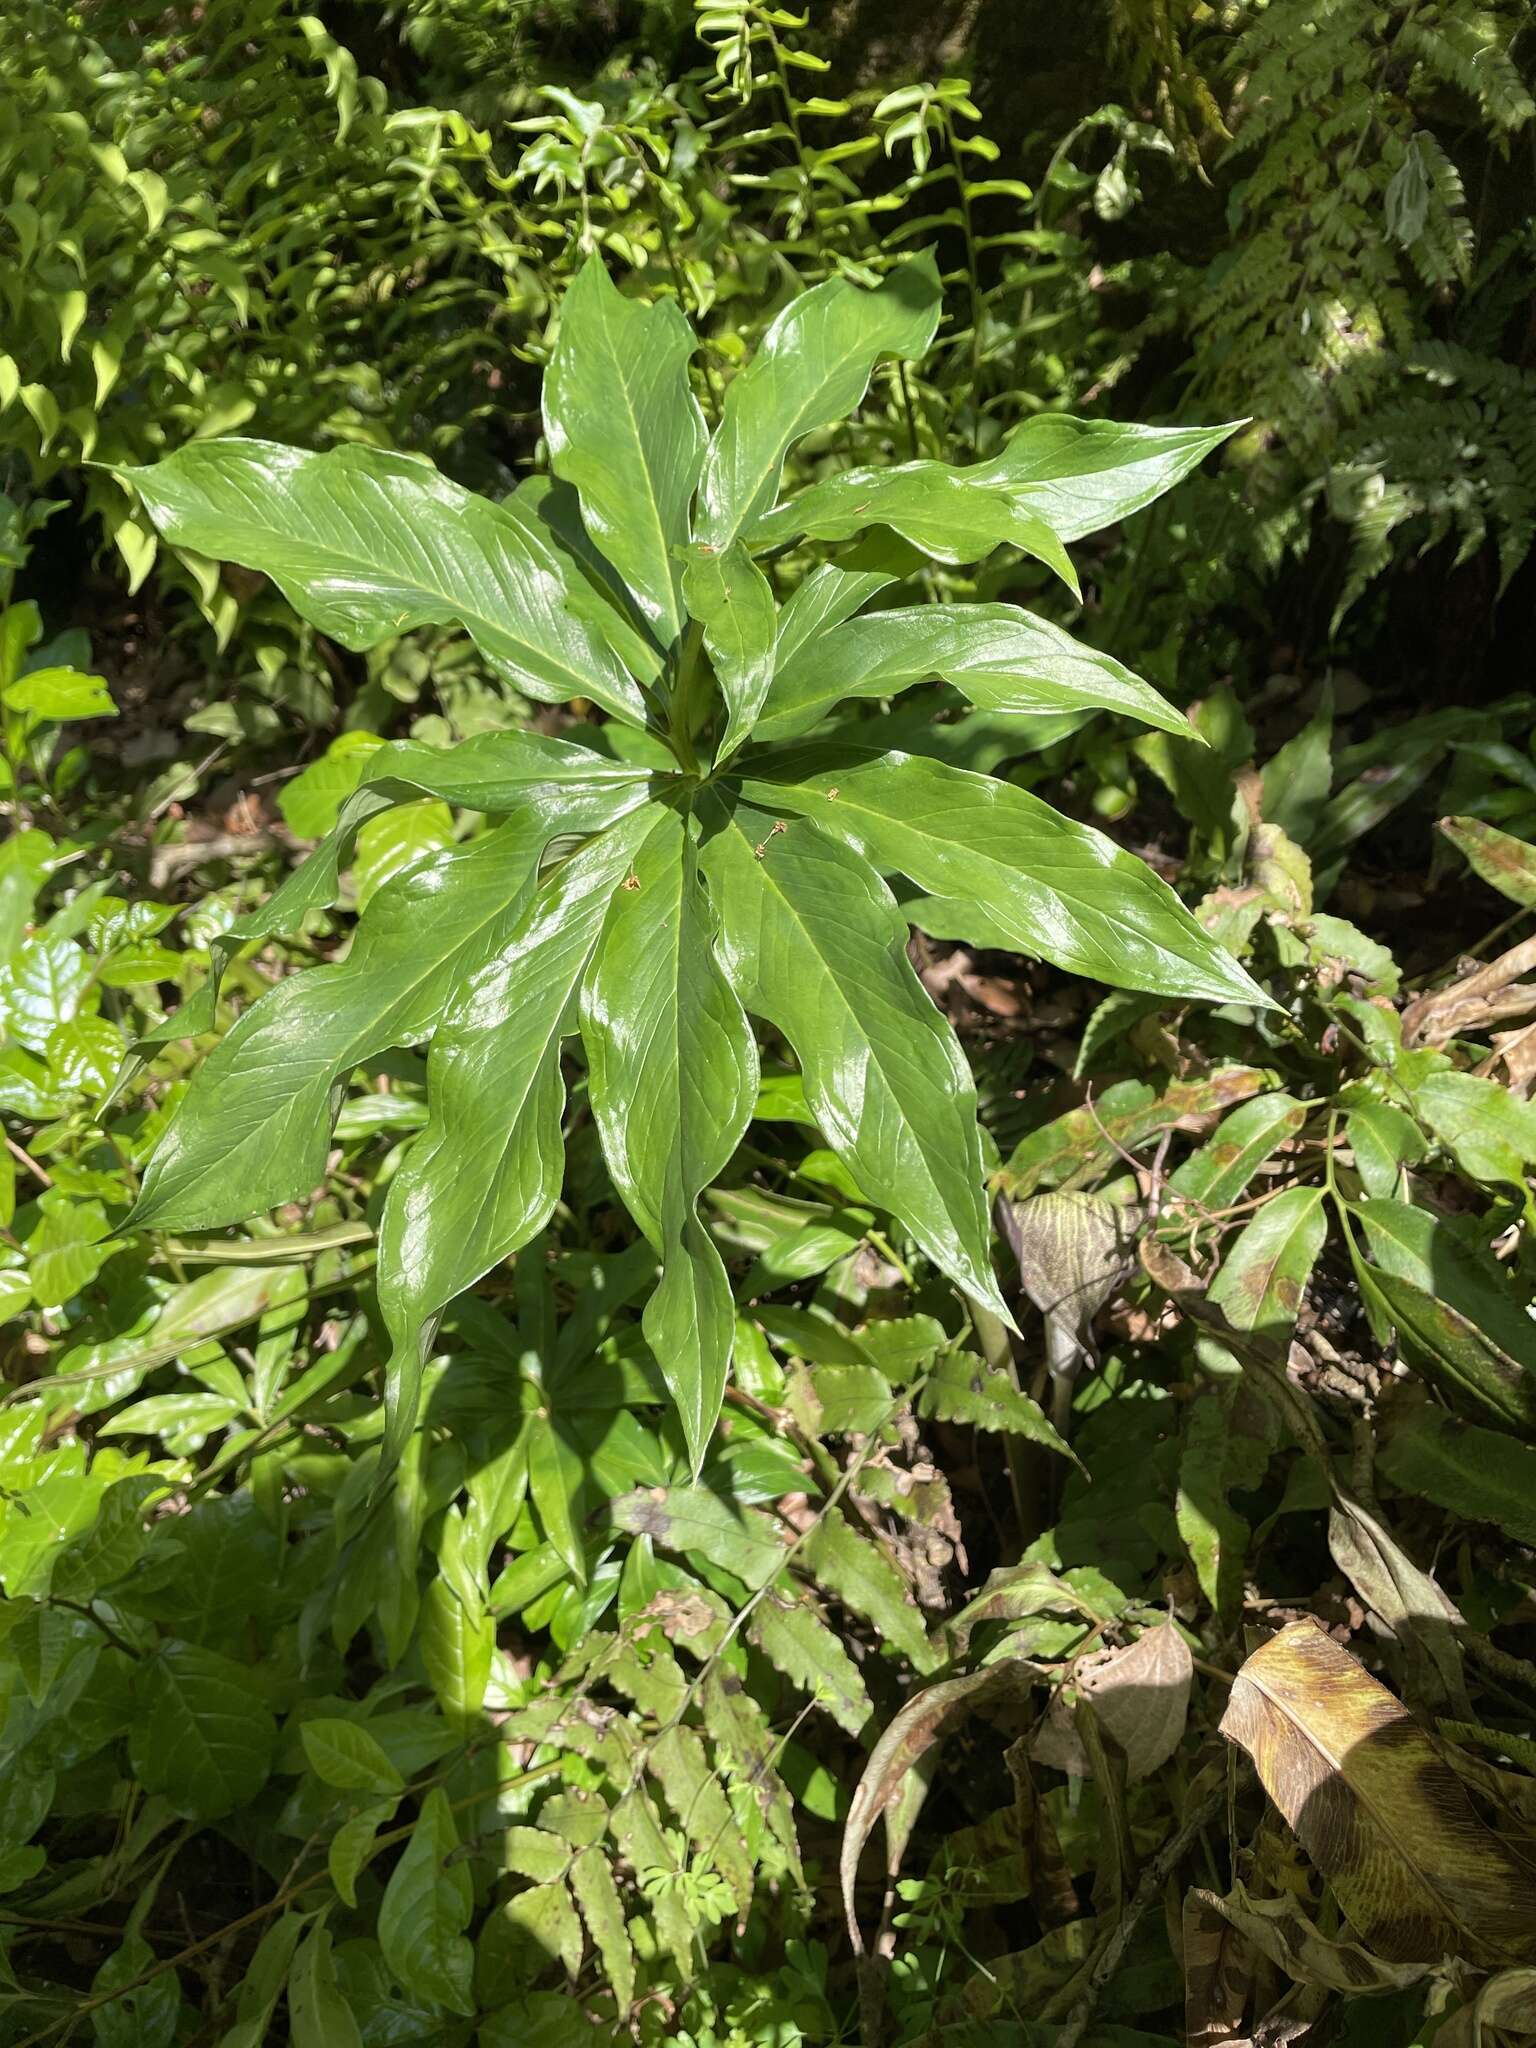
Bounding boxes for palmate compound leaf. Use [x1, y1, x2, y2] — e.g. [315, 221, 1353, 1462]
[580, 804, 759, 1472]
[741, 744, 1271, 1007]
[376, 805, 658, 1462]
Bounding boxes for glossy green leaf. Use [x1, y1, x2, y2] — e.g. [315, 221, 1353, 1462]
[700, 792, 1011, 1325]
[743, 745, 1269, 1005]
[755, 602, 1197, 743]
[120, 440, 652, 727]
[377, 808, 656, 1459]
[582, 806, 757, 1466]
[131, 818, 546, 1233]
[773, 562, 896, 671]
[1344, 1098, 1427, 1198]
[750, 462, 1079, 591]
[974, 414, 1242, 541]
[696, 255, 942, 547]
[545, 256, 706, 645]
[2, 664, 114, 721]
[378, 1787, 475, 2015]
[1169, 1091, 1308, 1214]
[288, 1925, 364, 2048]
[680, 541, 778, 763]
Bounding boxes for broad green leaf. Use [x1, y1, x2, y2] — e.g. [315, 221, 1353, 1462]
[2, 665, 115, 722]
[216, 1913, 306, 2048]
[1344, 1098, 1427, 1198]
[377, 807, 656, 1459]
[1208, 1186, 1326, 1339]
[679, 542, 777, 763]
[750, 462, 1079, 591]
[700, 792, 1011, 1325]
[131, 818, 547, 1232]
[545, 256, 706, 644]
[328, 1799, 396, 1908]
[288, 1925, 364, 2048]
[279, 730, 386, 839]
[378, 1787, 475, 2015]
[129, 1641, 277, 1821]
[299, 1717, 404, 1798]
[90, 1934, 179, 2048]
[1350, 1198, 1536, 1430]
[352, 798, 454, 910]
[120, 440, 652, 727]
[743, 746, 1270, 1006]
[582, 807, 758, 1466]
[26, 1190, 113, 1308]
[1379, 1402, 1536, 1546]
[420, 1573, 493, 1723]
[1000, 1069, 1273, 1197]
[1168, 1091, 1308, 1214]
[1439, 815, 1536, 911]
[974, 415, 1242, 541]
[755, 603, 1197, 743]
[697, 255, 942, 547]
[609, 1483, 787, 1588]
[1410, 1070, 1536, 1191]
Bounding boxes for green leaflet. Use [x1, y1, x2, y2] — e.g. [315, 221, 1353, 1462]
[749, 461, 1080, 593]
[131, 818, 546, 1233]
[755, 602, 1199, 743]
[119, 440, 652, 727]
[1208, 1185, 1327, 1339]
[581, 806, 758, 1470]
[742, 746, 1270, 1006]
[974, 415, 1244, 541]
[287, 1926, 364, 2048]
[377, 1787, 474, 2015]
[679, 541, 778, 764]
[544, 255, 706, 646]
[122, 729, 650, 1066]
[1349, 1197, 1536, 1431]
[699, 792, 1012, 1327]
[377, 807, 656, 1461]
[1169, 1091, 1309, 1213]
[696, 255, 942, 546]
[773, 563, 897, 671]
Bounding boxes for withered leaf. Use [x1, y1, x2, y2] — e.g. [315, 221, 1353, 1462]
[840, 1658, 1037, 1952]
[1031, 1619, 1194, 1781]
[1190, 1883, 1434, 1995]
[1220, 1621, 1536, 1964]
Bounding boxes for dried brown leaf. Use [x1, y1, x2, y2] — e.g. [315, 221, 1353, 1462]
[1030, 1620, 1194, 1781]
[1219, 1621, 1536, 1963]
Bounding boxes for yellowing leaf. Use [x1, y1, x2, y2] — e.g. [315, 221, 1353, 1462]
[1219, 1620, 1536, 1963]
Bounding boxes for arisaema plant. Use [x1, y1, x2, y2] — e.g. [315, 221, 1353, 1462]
[121, 252, 1264, 1469]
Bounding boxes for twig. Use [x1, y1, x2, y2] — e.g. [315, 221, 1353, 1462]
[1052, 1780, 1225, 2048]
[4, 1134, 52, 1189]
